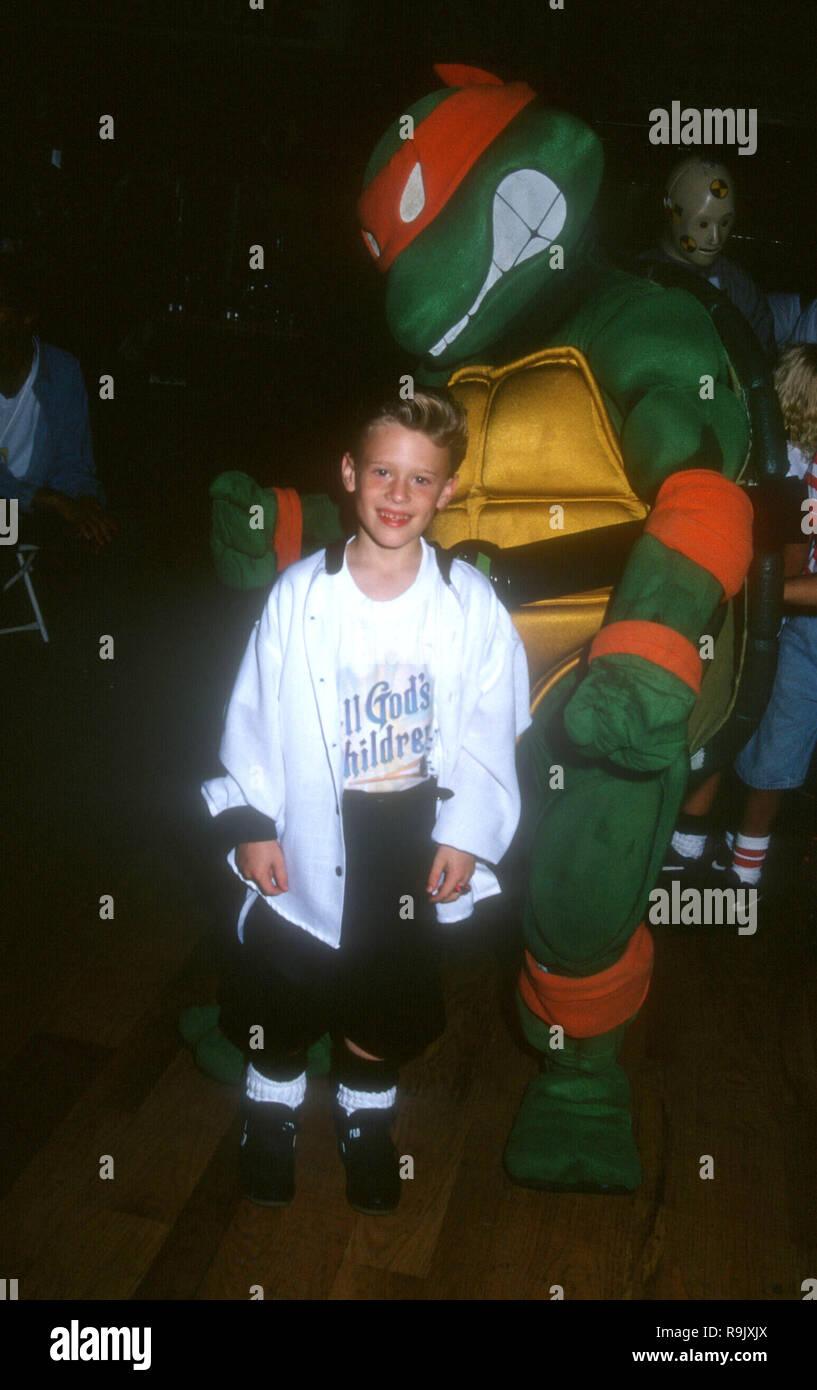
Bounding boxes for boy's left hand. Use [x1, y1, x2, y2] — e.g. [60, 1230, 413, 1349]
[427, 845, 477, 904]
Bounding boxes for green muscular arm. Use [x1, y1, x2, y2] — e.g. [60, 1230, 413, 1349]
[564, 536, 723, 771]
[561, 281, 751, 770]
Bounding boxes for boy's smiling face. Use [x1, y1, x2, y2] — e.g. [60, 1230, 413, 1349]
[341, 423, 458, 553]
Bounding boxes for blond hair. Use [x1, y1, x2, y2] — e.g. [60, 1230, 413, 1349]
[354, 389, 468, 474]
[775, 344, 817, 456]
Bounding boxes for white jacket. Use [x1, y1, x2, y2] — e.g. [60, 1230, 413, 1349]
[202, 538, 531, 948]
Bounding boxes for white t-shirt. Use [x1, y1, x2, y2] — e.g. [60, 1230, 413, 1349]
[0, 337, 41, 479]
[336, 541, 437, 793]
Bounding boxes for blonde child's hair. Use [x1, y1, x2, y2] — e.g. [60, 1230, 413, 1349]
[774, 344, 817, 456]
[353, 389, 468, 474]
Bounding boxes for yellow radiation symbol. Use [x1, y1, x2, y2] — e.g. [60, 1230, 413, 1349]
[709, 178, 728, 198]
[680, 234, 698, 251]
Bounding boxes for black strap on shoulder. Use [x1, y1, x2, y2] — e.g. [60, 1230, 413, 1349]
[324, 536, 453, 585]
[324, 537, 347, 574]
[429, 541, 454, 585]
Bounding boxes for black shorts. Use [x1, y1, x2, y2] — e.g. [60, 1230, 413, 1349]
[219, 779, 446, 1066]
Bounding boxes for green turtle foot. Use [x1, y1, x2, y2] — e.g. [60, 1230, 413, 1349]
[305, 1031, 332, 1077]
[504, 1062, 641, 1193]
[179, 1005, 245, 1085]
[180, 1004, 333, 1085]
[178, 1003, 221, 1048]
[194, 1026, 245, 1085]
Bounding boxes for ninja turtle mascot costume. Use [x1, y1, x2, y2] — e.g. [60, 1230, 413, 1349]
[356, 64, 754, 1193]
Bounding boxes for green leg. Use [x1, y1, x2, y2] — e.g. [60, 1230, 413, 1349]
[504, 672, 687, 1193]
[178, 1003, 221, 1047]
[504, 1015, 641, 1193]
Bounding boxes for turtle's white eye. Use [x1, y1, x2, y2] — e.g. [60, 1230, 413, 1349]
[363, 230, 381, 257]
[399, 162, 425, 223]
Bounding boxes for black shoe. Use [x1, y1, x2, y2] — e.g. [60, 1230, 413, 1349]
[709, 834, 734, 874]
[239, 1099, 298, 1206]
[658, 845, 709, 889]
[335, 1106, 401, 1215]
[709, 860, 764, 903]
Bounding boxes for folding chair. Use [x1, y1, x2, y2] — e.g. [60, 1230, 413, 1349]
[0, 543, 49, 641]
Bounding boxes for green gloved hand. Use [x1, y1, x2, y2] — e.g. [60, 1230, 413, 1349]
[564, 653, 696, 772]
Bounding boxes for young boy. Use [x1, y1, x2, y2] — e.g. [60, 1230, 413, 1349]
[202, 389, 530, 1214]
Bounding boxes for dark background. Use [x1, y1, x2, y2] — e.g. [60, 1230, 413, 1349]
[2, 0, 815, 828]
[2, 0, 816, 499]
[2, 0, 817, 1309]
[0, 0, 815, 856]
[1, 0, 814, 778]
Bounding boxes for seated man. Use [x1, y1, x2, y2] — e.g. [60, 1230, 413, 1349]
[0, 253, 116, 559]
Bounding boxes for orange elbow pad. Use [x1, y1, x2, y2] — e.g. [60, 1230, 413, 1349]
[644, 469, 754, 600]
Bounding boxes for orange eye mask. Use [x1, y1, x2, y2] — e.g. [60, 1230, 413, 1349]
[358, 65, 536, 272]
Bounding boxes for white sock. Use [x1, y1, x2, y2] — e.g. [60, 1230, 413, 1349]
[336, 1083, 396, 1116]
[245, 1063, 306, 1108]
[732, 833, 770, 885]
[670, 830, 707, 861]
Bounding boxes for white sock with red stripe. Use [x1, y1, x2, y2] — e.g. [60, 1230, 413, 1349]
[731, 833, 770, 884]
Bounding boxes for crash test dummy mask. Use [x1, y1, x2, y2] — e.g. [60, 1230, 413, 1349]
[660, 157, 735, 270]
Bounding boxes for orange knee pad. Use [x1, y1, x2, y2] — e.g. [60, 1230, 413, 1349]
[518, 922, 654, 1037]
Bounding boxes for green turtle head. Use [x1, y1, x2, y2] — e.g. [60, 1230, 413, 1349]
[358, 65, 603, 367]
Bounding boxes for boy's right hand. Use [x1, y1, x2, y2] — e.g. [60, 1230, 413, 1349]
[235, 840, 289, 896]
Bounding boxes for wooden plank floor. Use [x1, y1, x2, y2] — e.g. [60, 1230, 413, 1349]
[2, 449, 816, 1302]
[2, 838, 816, 1300]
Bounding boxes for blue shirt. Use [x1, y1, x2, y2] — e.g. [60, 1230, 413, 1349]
[0, 339, 104, 514]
